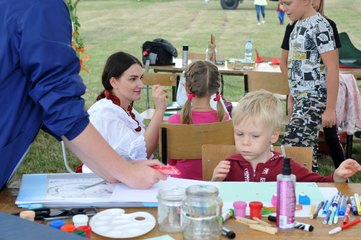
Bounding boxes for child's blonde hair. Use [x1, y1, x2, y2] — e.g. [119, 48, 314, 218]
[232, 90, 283, 131]
[180, 60, 225, 124]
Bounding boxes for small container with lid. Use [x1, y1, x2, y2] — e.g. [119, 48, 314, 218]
[157, 187, 185, 233]
[233, 201, 247, 218]
[181, 185, 223, 240]
[249, 201, 263, 219]
[72, 214, 89, 227]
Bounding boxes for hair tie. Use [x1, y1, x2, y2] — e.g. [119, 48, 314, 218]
[187, 93, 195, 101]
[213, 93, 221, 102]
[104, 90, 112, 99]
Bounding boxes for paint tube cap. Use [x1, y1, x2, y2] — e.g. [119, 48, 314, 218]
[298, 192, 311, 205]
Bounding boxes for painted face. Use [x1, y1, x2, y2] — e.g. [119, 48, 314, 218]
[111, 64, 144, 108]
[234, 117, 279, 165]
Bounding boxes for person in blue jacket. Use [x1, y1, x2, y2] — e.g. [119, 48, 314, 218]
[0, 0, 166, 191]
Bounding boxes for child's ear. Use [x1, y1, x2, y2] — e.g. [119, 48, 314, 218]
[271, 128, 281, 144]
[109, 77, 118, 89]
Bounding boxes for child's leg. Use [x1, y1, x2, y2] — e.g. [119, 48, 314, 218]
[323, 126, 345, 168]
[282, 98, 324, 172]
[255, 5, 261, 23]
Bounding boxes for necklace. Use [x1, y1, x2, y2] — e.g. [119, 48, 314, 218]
[104, 90, 141, 132]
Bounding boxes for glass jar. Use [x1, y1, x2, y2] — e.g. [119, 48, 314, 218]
[157, 187, 185, 233]
[181, 185, 223, 240]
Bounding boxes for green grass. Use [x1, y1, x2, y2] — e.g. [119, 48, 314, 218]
[11, 0, 361, 184]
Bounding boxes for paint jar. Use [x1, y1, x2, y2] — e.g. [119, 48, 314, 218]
[233, 201, 247, 218]
[76, 226, 92, 239]
[72, 214, 89, 227]
[157, 187, 185, 233]
[249, 201, 263, 219]
[61, 224, 76, 233]
[181, 185, 223, 240]
[49, 220, 65, 229]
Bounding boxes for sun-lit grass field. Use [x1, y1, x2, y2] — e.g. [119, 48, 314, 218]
[11, 0, 361, 185]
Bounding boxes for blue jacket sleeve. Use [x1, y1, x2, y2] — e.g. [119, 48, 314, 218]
[19, 0, 89, 140]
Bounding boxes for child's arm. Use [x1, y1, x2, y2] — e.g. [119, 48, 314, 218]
[320, 50, 339, 128]
[211, 160, 231, 181]
[333, 159, 361, 182]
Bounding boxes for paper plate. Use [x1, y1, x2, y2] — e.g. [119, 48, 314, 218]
[89, 208, 156, 238]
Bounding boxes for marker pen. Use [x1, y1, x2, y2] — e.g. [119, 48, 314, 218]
[350, 196, 358, 215]
[329, 218, 361, 235]
[313, 201, 324, 219]
[343, 204, 351, 225]
[338, 195, 348, 216]
[222, 208, 234, 222]
[222, 226, 236, 239]
[354, 193, 361, 215]
[268, 215, 314, 232]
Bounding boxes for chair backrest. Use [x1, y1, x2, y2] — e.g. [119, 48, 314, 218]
[274, 146, 313, 171]
[159, 121, 234, 164]
[202, 144, 237, 181]
[244, 71, 289, 95]
[201, 144, 313, 181]
[339, 32, 361, 60]
[141, 73, 180, 105]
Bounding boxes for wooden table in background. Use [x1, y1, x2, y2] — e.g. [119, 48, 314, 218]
[1, 183, 361, 239]
[150, 58, 361, 80]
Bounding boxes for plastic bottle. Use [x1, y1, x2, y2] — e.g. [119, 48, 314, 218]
[276, 157, 296, 231]
[244, 40, 253, 62]
[182, 45, 189, 68]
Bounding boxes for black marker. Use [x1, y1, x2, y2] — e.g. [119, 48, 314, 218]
[268, 215, 314, 232]
[222, 226, 236, 239]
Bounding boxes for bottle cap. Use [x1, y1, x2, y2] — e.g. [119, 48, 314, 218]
[77, 225, 92, 239]
[298, 192, 311, 205]
[282, 157, 292, 175]
[49, 220, 65, 229]
[61, 224, 76, 233]
[183, 45, 189, 51]
[72, 214, 89, 227]
[19, 210, 35, 221]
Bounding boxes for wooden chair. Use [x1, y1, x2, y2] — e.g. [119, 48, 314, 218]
[201, 144, 313, 181]
[141, 73, 180, 108]
[159, 121, 234, 165]
[244, 70, 289, 99]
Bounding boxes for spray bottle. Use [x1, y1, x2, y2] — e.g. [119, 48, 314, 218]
[276, 153, 296, 231]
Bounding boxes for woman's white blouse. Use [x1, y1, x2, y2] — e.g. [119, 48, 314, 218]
[83, 99, 147, 173]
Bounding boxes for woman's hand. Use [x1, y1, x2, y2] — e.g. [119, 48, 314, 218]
[211, 160, 231, 181]
[152, 85, 168, 112]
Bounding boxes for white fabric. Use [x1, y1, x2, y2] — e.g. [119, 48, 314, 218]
[82, 99, 147, 173]
[254, 0, 267, 6]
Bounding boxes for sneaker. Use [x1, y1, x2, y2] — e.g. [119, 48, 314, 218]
[261, 20, 265, 24]
[257, 22, 261, 25]
[312, 164, 319, 173]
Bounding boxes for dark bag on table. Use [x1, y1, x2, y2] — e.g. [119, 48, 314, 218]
[142, 38, 178, 66]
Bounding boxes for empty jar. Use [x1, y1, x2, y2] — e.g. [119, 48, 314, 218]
[157, 187, 185, 233]
[181, 185, 223, 240]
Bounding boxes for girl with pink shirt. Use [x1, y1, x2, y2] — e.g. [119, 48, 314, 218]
[168, 60, 230, 180]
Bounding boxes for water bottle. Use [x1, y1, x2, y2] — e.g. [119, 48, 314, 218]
[276, 157, 296, 231]
[244, 40, 253, 70]
[182, 45, 189, 68]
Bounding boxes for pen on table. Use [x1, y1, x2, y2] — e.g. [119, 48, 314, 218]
[338, 194, 348, 216]
[309, 204, 315, 219]
[326, 192, 341, 225]
[343, 203, 351, 225]
[329, 218, 361, 235]
[350, 196, 358, 215]
[323, 198, 332, 214]
[222, 226, 236, 239]
[354, 193, 361, 215]
[267, 215, 314, 232]
[312, 201, 324, 219]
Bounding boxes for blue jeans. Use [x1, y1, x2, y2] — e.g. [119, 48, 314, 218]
[255, 5, 265, 22]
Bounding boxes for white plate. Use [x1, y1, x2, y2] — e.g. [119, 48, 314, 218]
[89, 208, 156, 238]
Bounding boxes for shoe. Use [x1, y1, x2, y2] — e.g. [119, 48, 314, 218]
[355, 130, 361, 138]
[261, 20, 265, 24]
[257, 22, 261, 26]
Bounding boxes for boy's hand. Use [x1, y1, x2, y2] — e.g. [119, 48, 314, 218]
[211, 160, 231, 181]
[333, 159, 361, 182]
